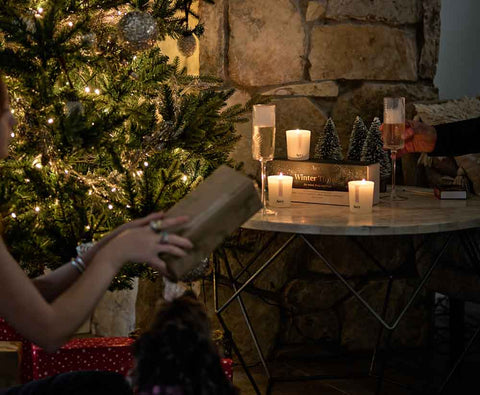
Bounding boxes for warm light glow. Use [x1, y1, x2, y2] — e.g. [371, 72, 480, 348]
[88, 190, 92, 195]
[34, 206, 40, 212]
[143, 161, 149, 167]
[11, 109, 14, 114]
[10, 133, 14, 138]
[84, 86, 91, 93]
[279, 172, 283, 177]
[136, 170, 143, 176]
[37, 7, 43, 13]
[108, 204, 113, 210]
[64, 170, 69, 174]
[35, 163, 42, 169]
[111, 187, 116, 192]
[11, 213, 16, 218]
[47, 118, 53, 124]
[85, 225, 91, 230]
[94, 89, 100, 95]
[68, 21, 73, 27]
[25, 178, 30, 183]
[182, 175, 188, 182]
[91, 122, 95, 126]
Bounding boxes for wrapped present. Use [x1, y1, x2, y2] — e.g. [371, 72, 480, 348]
[32, 336, 233, 383]
[0, 318, 34, 383]
[221, 358, 233, 381]
[269, 159, 380, 206]
[31, 337, 135, 380]
[161, 165, 262, 282]
[0, 341, 23, 387]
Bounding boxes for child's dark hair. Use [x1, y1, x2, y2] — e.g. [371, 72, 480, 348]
[133, 291, 238, 395]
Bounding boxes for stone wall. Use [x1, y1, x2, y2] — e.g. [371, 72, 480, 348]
[197, 0, 439, 363]
[199, 0, 440, 177]
[136, 0, 442, 364]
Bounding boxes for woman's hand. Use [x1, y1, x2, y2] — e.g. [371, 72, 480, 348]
[380, 120, 437, 158]
[93, 213, 193, 275]
[81, 212, 184, 265]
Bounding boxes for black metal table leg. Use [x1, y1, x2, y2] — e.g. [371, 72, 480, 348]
[213, 254, 261, 394]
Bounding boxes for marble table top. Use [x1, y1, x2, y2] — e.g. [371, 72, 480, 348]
[243, 187, 480, 236]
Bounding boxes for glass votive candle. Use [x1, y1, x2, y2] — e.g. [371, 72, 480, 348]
[286, 129, 311, 160]
[348, 179, 374, 213]
[268, 173, 293, 207]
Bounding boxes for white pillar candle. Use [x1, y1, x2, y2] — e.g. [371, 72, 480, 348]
[348, 179, 375, 213]
[286, 129, 311, 161]
[268, 174, 293, 207]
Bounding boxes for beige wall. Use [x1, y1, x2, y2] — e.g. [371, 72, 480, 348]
[158, 2, 200, 75]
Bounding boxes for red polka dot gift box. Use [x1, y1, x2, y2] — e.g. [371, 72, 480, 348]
[31, 337, 135, 380]
[31, 336, 234, 382]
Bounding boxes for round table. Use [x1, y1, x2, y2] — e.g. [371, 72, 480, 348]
[216, 187, 480, 394]
[243, 187, 480, 236]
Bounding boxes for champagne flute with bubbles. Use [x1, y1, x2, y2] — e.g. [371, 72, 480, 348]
[252, 104, 276, 215]
[383, 97, 406, 201]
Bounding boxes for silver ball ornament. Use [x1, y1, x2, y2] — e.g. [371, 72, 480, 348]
[118, 11, 157, 50]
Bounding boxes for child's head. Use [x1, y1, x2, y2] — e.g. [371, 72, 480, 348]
[133, 291, 237, 395]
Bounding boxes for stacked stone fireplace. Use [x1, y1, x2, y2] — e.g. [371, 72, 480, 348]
[136, 0, 442, 364]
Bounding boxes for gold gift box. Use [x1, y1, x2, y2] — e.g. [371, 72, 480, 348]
[269, 159, 380, 206]
[162, 165, 262, 281]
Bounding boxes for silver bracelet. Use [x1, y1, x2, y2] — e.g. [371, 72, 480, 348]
[75, 256, 86, 271]
[70, 258, 85, 274]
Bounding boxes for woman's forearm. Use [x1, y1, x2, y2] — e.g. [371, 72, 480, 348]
[3, 246, 122, 353]
[32, 233, 117, 302]
[32, 263, 81, 302]
[431, 117, 480, 156]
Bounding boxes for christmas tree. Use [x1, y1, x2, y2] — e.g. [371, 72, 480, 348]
[0, 0, 248, 290]
[361, 117, 391, 179]
[313, 117, 343, 161]
[346, 116, 368, 161]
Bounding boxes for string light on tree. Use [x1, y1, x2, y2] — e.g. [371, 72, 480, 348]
[0, 0, 245, 290]
[11, 213, 16, 219]
[34, 206, 40, 212]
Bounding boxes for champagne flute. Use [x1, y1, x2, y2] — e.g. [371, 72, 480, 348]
[383, 97, 406, 201]
[252, 104, 276, 215]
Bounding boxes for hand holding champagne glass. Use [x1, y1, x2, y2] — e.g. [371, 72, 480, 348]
[252, 104, 276, 215]
[383, 97, 406, 201]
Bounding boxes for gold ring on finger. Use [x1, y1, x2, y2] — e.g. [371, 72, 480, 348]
[149, 220, 163, 232]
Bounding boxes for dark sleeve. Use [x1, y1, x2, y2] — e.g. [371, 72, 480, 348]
[430, 117, 480, 156]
